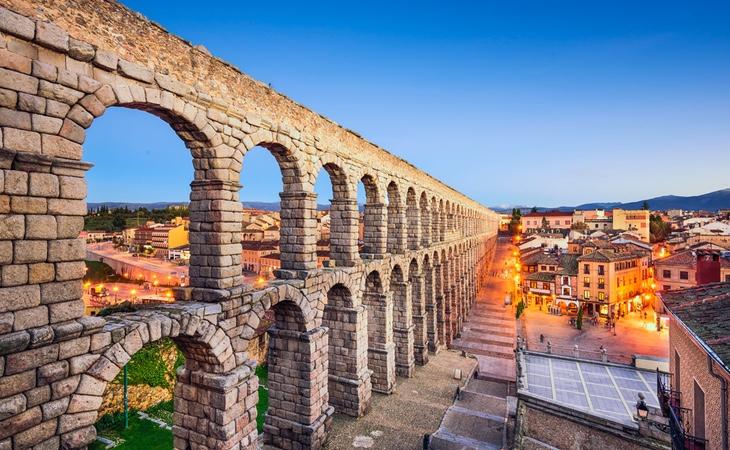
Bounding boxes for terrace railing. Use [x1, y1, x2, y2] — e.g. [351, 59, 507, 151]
[657, 371, 708, 450]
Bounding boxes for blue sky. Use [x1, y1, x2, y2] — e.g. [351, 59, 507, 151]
[85, 0, 730, 207]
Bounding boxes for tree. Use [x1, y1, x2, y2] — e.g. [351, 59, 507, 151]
[112, 212, 125, 230]
[515, 300, 525, 319]
[508, 208, 522, 235]
[531, 206, 538, 213]
[541, 216, 549, 230]
[576, 305, 583, 330]
[650, 214, 671, 243]
[642, 200, 650, 211]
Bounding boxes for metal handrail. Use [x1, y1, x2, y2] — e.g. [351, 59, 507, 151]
[657, 371, 708, 450]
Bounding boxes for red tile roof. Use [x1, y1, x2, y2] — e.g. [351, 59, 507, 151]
[654, 250, 697, 268]
[660, 282, 730, 371]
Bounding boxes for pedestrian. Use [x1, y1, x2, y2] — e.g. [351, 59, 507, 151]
[540, 333, 544, 343]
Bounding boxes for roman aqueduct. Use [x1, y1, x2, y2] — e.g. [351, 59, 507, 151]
[0, 1, 500, 448]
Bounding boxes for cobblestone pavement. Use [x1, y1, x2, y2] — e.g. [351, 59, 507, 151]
[322, 350, 476, 450]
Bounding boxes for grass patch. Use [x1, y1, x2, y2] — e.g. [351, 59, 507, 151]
[90, 410, 171, 450]
[256, 364, 268, 433]
[111, 338, 183, 388]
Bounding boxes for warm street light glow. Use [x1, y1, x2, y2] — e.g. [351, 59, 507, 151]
[131, 289, 137, 296]
[84, 282, 91, 288]
[165, 291, 172, 298]
[113, 286, 119, 292]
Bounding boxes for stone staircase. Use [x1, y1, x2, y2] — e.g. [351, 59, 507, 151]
[430, 241, 517, 450]
[429, 376, 513, 449]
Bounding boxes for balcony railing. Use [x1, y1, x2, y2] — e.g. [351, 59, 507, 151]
[657, 371, 708, 450]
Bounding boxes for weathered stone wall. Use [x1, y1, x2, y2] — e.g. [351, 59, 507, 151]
[0, 2, 500, 449]
[515, 399, 669, 450]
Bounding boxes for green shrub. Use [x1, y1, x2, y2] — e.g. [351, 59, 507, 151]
[515, 300, 525, 319]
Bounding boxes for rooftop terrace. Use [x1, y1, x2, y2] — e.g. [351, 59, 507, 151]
[519, 352, 661, 429]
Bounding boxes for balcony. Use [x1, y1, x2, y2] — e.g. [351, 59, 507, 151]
[657, 372, 708, 450]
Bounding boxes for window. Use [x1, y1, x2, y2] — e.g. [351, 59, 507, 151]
[542, 282, 550, 290]
[674, 350, 681, 393]
[663, 269, 671, 279]
[583, 277, 590, 288]
[540, 265, 547, 271]
[598, 265, 605, 275]
[565, 220, 570, 225]
[583, 264, 590, 275]
[598, 292, 605, 301]
[562, 276, 569, 285]
[583, 290, 590, 299]
[726, 274, 730, 282]
[680, 271, 689, 280]
[694, 381, 706, 440]
[530, 281, 537, 289]
[598, 278, 605, 289]
[562, 287, 570, 295]
[663, 285, 671, 291]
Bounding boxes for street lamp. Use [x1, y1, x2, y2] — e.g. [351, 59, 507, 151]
[635, 393, 649, 420]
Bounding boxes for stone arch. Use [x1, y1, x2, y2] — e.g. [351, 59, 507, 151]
[72, 308, 237, 449]
[386, 181, 406, 254]
[360, 173, 386, 256]
[390, 264, 414, 377]
[431, 196, 441, 243]
[406, 187, 419, 250]
[240, 136, 314, 271]
[263, 295, 333, 448]
[314, 158, 359, 267]
[420, 191, 431, 248]
[362, 270, 396, 393]
[323, 282, 372, 417]
[408, 258, 428, 365]
[422, 254, 439, 353]
[439, 199, 448, 242]
[55, 80, 243, 300]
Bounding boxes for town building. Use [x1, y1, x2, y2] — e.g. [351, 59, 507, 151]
[659, 283, 730, 449]
[133, 217, 189, 258]
[520, 211, 573, 232]
[654, 250, 697, 291]
[241, 241, 278, 274]
[518, 233, 568, 252]
[577, 247, 652, 317]
[655, 249, 730, 292]
[612, 209, 651, 242]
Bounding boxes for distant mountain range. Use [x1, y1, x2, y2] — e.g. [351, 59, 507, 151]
[492, 188, 730, 213]
[89, 188, 730, 215]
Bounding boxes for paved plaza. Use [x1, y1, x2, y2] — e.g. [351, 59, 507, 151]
[519, 294, 669, 365]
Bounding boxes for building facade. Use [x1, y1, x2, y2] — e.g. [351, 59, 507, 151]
[521, 211, 573, 232]
[660, 284, 730, 450]
[612, 209, 650, 243]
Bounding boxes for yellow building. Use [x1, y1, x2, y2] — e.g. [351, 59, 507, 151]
[612, 209, 650, 242]
[577, 247, 652, 318]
